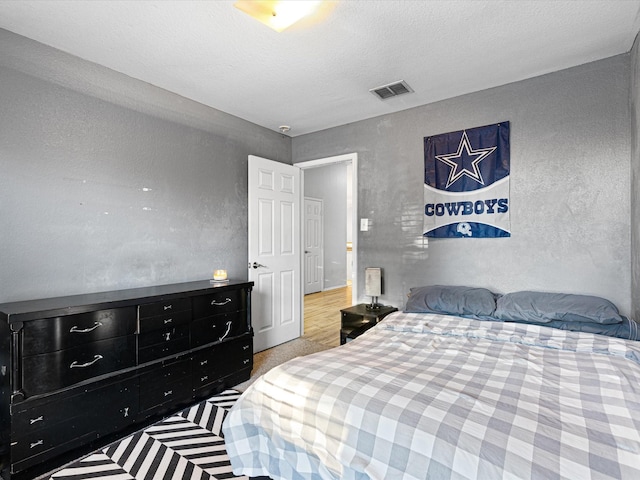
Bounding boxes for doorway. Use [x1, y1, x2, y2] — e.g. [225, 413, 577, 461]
[295, 153, 358, 338]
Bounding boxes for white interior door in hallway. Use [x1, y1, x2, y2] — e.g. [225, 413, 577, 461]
[304, 197, 323, 295]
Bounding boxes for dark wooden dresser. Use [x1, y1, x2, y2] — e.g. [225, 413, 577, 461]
[0, 280, 253, 480]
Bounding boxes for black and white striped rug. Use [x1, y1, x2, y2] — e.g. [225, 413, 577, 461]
[49, 390, 245, 480]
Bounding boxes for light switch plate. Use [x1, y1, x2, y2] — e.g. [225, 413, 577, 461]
[360, 218, 369, 231]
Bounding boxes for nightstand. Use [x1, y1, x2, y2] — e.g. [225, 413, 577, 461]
[340, 304, 398, 344]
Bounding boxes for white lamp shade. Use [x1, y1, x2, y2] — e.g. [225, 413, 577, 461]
[364, 267, 382, 297]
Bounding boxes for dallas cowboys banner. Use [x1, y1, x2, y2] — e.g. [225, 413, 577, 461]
[424, 121, 510, 238]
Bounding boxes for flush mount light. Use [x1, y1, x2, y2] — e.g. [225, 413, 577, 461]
[234, 1, 322, 32]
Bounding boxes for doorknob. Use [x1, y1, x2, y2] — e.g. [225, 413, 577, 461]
[249, 262, 267, 269]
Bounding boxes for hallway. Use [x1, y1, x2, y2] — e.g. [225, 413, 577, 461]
[303, 285, 352, 348]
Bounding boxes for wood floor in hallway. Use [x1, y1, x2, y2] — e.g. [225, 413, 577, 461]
[303, 285, 352, 348]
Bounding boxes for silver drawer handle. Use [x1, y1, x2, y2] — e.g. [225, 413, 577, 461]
[70, 354, 103, 369]
[219, 321, 233, 342]
[201, 376, 208, 382]
[211, 298, 232, 306]
[30, 416, 44, 425]
[243, 344, 249, 350]
[164, 390, 173, 397]
[163, 305, 173, 311]
[30, 439, 43, 449]
[243, 359, 250, 365]
[200, 360, 207, 366]
[70, 322, 103, 333]
[164, 318, 173, 324]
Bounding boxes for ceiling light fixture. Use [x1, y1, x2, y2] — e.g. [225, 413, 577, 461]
[234, 1, 322, 32]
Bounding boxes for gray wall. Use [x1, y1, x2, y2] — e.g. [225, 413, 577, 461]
[1, 28, 634, 317]
[632, 35, 640, 322]
[293, 55, 632, 315]
[304, 163, 348, 290]
[0, 30, 291, 303]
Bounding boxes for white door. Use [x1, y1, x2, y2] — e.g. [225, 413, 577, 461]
[248, 155, 301, 352]
[304, 197, 323, 294]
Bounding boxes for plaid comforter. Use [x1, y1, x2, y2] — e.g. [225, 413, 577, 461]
[222, 312, 640, 479]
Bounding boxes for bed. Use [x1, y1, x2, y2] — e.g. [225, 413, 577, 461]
[222, 287, 640, 479]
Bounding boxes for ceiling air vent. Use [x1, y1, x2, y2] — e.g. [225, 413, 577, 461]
[369, 80, 414, 100]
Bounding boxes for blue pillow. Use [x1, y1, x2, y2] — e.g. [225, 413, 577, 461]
[539, 317, 639, 340]
[404, 285, 496, 316]
[495, 291, 623, 325]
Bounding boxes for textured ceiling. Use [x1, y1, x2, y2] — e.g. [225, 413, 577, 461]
[0, 0, 639, 136]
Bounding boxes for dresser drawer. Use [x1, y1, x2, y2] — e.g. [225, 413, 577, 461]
[139, 377, 192, 414]
[220, 336, 253, 376]
[22, 307, 137, 356]
[11, 387, 84, 438]
[138, 324, 189, 349]
[138, 324, 190, 364]
[192, 347, 225, 390]
[192, 289, 246, 318]
[141, 357, 190, 388]
[11, 429, 96, 474]
[87, 377, 138, 435]
[11, 414, 85, 461]
[138, 297, 190, 319]
[193, 336, 253, 374]
[139, 358, 192, 413]
[191, 312, 248, 347]
[22, 336, 136, 396]
[193, 336, 252, 385]
[11, 387, 94, 470]
[13, 375, 139, 454]
[138, 309, 190, 333]
[138, 337, 190, 364]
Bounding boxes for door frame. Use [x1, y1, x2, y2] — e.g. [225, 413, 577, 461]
[295, 153, 358, 310]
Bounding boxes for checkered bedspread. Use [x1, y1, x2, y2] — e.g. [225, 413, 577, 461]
[222, 312, 640, 479]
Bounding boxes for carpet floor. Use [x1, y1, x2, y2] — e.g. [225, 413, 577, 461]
[235, 336, 332, 392]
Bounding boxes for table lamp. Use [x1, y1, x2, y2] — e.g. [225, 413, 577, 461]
[365, 267, 382, 310]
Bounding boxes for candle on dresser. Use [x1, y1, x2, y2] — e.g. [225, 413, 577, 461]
[213, 269, 228, 281]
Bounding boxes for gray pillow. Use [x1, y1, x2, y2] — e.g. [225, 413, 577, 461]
[404, 285, 496, 316]
[495, 291, 623, 325]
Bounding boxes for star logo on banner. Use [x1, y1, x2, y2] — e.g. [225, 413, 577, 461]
[436, 130, 496, 189]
